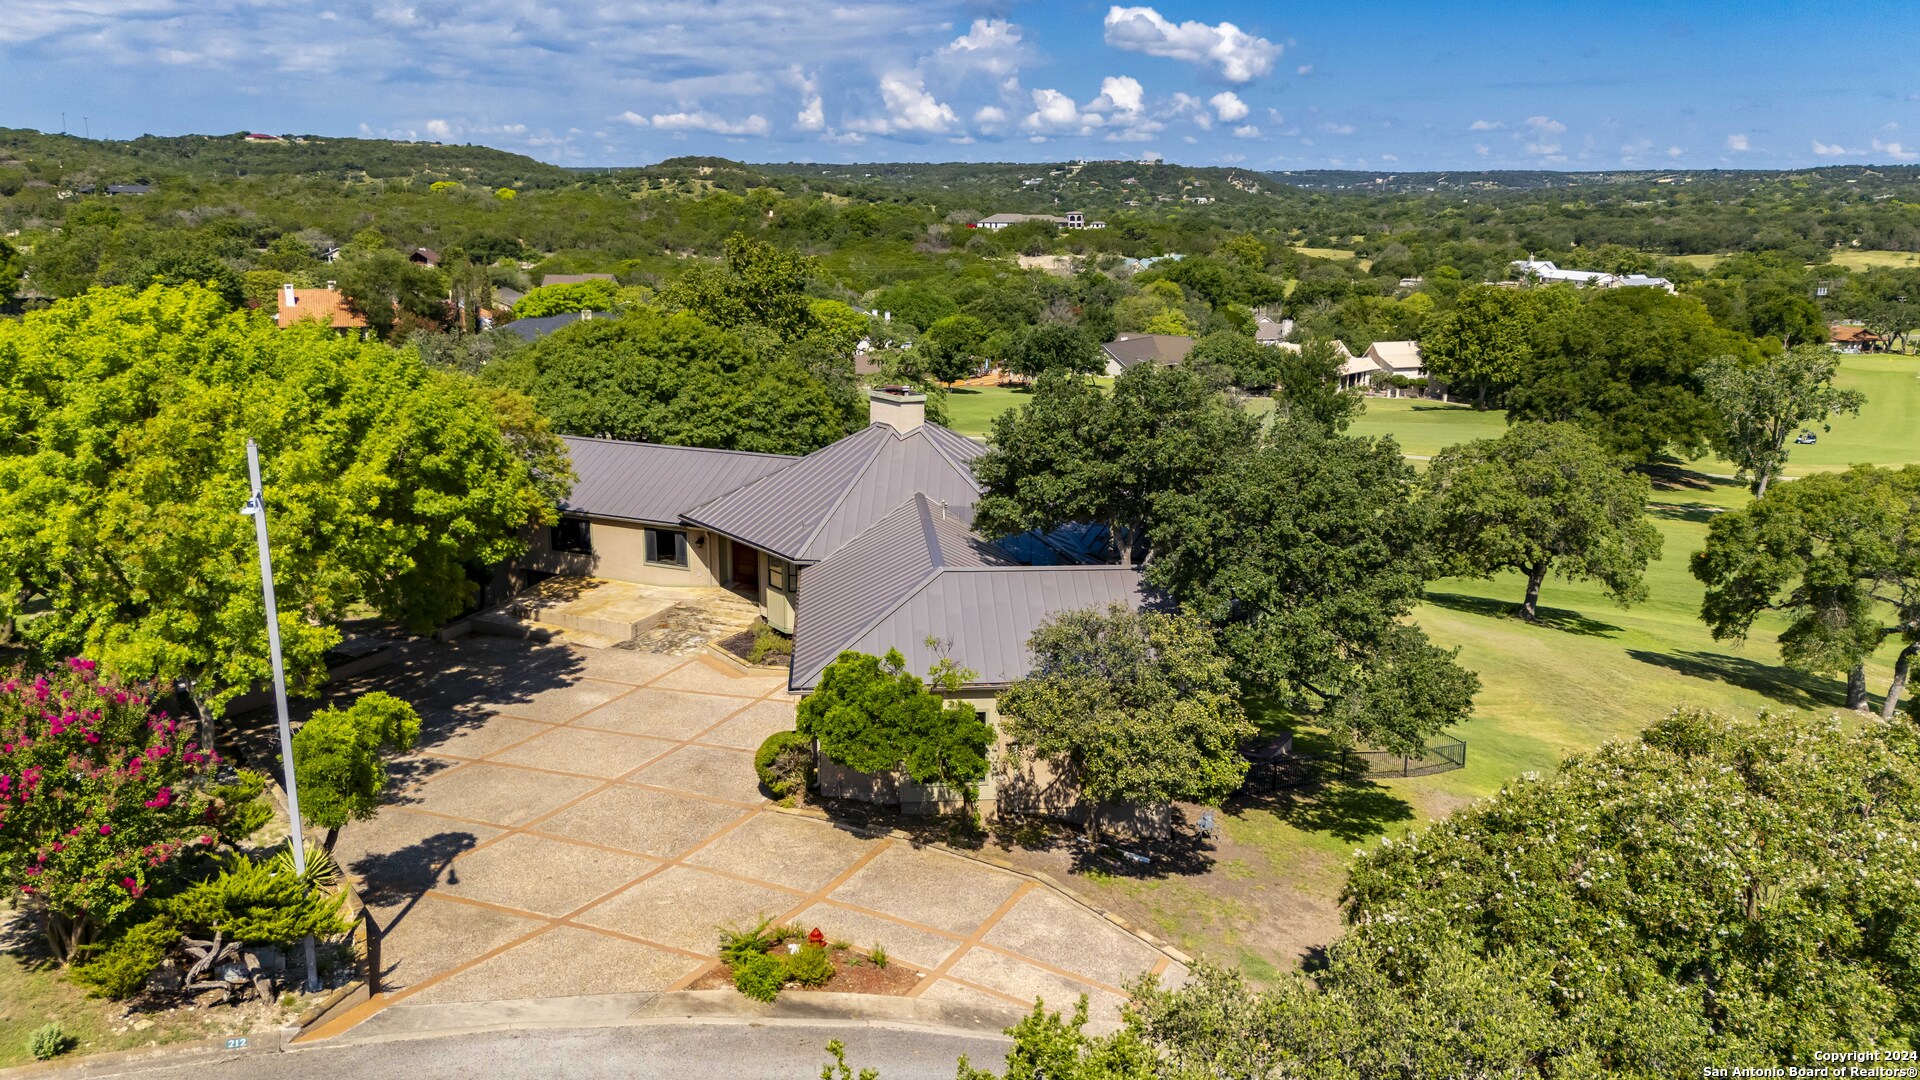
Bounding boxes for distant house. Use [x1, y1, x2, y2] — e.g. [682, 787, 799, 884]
[244, 133, 286, 143]
[1616, 273, 1677, 293]
[1276, 340, 1369, 390]
[1510, 259, 1673, 293]
[1364, 340, 1424, 379]
[1101, 334, 1194, 377]
[1363, 341, 1429, 395]
[493, 285, 526, 310]
[275, 284, 367, 332]
[105, 184, 152, 196]
[1830, 323, 1886, 353]
[968, 212, 1106, 230]
[538, 272, 617, 286]
[1253, 314, 1293, 345]
[408, 247, 441, 268]
[495, 310, 601, 342]
[1511, 259, 1614, 287]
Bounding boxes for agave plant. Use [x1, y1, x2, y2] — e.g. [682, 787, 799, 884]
[271, 840, 342, 890]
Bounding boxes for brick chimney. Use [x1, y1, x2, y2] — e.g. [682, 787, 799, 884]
[868, 386, 925, 433]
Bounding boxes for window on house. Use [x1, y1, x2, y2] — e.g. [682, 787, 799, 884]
[768, 559, 790, 594]
[645, 528, 688, 568]
[551, 517, 592, 554]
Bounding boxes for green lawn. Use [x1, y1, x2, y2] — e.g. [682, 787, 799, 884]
[943, 385, 1033, 438]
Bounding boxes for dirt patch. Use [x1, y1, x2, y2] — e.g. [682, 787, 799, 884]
[687, 946, 921, 997]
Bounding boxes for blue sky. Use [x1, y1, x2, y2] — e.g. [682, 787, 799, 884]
[5, 1, 1917, 169]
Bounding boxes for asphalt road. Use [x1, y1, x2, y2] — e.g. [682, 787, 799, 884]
[69, 1024, 1010, 1080]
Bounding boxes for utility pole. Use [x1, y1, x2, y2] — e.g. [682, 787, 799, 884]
[241, 439, 323, 994]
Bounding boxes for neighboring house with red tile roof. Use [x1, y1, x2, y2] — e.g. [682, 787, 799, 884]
[274, 284, 367, 332]
[1830, 324, 1886, 353]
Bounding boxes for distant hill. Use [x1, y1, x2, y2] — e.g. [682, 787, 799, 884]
[756, 159, 1287, 213]
[0, 128, 573, 189]
[1266, 165, 1920, 195]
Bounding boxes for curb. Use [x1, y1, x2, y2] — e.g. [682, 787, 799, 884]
[296, 990, 1023, 1050]
[762, 804, 1194, 969]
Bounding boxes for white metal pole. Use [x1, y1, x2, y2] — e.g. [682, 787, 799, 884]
[243, 439, 322, 994]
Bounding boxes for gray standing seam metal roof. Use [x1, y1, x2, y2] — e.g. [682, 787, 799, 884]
[790, 563, 1148, 691]
[683, 423, 985, 565]
[1101, 334, 1195, 370]
[495, 311, 603, 341]
[558, 436, 796, 526]
[788, 494, 1012, 687]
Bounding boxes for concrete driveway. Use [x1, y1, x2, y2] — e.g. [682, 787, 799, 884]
[314, 635, 1180, 1037]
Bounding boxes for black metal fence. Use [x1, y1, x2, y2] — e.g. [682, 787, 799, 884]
[1239, 736, 1466, 793]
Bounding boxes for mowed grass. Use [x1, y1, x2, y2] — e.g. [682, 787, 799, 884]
[943, 385, 1033, 438]
[1828, 249, 1920, 271]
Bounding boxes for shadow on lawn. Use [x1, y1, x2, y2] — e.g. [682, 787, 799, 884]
[1232, 777, 1416, 845]
[1424, 591, 1623, 637]
[1644, 463, 1741, 494]
[1626, 648, 1846, 711]
[1649, 500, 1724, 525]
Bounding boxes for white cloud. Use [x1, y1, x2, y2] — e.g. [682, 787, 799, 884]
[1090, 76, 1146, 117]
[1103, 5, 1280, 83]
[616, 111, 650, 126]
[796, 96, 825, 131]
[1295, 64, 1312, 75]
[1475, 143, 1490, 156]
[424, 118, 453, 139]
[1524, 115, 1566, 134]
[651, 111, 771, 136]
[1667, 145, 1684, 158]
[1023, 87, 1096, 134]
[1469, 119, 1505, 131]
[1726, 133, 1750, 151]
[1208, 91, 1249, 122]
[1525, 141, 1561, 156]
[932, 17, 1027, 77]
[1320, 121, 1355, 135]
[1381, 153, 1398, 162]
[1873, 138, 1918, 160]
[787, 66, 824, 132]
[1812, 139, 1847, 156]
[1232, 124, 1261, 139]
[974, 105, 1008, 126]
[848, 73, 959, 135]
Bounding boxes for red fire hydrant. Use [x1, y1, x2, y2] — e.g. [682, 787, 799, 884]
[807, 927, 826, 946]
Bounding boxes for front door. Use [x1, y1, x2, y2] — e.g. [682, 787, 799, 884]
[730, 541, 760, 599]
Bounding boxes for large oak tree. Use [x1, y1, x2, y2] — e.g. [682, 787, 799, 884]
[1150, 422, 1479, 753]
[1423, 421, 1664, 622]
[1693, 464, 1920, 715]
[972, 366, 1260, 567]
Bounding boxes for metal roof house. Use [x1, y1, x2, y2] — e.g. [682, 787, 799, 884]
[1100, 334, 1195, 377]
[520, 387, 1147, 693]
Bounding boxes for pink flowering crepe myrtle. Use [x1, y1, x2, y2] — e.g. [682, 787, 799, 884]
[0, 659, 222, 961]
